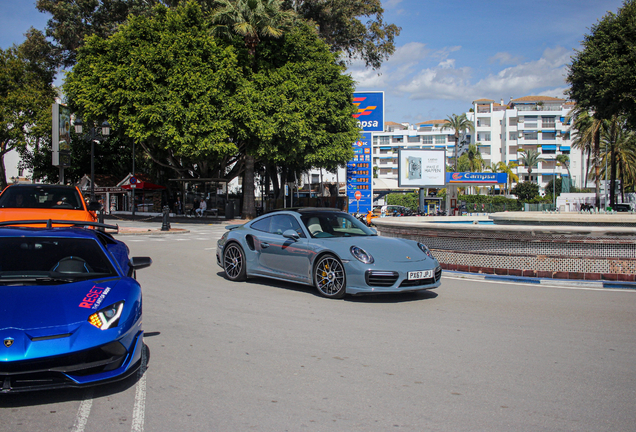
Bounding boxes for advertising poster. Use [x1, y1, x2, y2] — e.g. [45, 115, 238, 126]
[397, 149, 446, 187]
[52, 103, 72, 167]
[346, 132, 372, 214]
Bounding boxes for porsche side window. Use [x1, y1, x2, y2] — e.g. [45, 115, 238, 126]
[251, 216, 271, 233]
[270, 215, 305, 238]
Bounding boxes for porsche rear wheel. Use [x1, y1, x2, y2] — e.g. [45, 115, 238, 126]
[223, 243, 246, 281]
[314, 254, 346, 299]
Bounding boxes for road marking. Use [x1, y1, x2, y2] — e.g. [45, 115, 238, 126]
[71, 388, 93, 432]
[131, 342, 148, 432]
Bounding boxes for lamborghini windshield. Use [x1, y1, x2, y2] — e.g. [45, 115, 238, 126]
[0, 237, 117, 284]
[301, 212, 376, 238]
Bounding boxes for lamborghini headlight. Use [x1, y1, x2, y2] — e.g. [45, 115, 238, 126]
[418, 242, 435, 259]
[350, 246, 374, 264]
[88, 301, 125, 330]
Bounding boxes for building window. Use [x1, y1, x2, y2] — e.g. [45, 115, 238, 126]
[509, 117, 517, 126]
[542, 132, 556, 140]
[422, 136, 433, 144]
[509, 131, 517, 140]
[407, 136, 420, 143]
[435, 135, 445, 144]
[523, 131, 538, 140]
[392, 136, 404, 143]
[477, 133, 491, 142]
[542, 117, 555, 128]
[379, 136, 390, 145]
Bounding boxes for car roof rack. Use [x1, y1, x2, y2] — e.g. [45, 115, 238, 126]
[0, 220, 119, 232]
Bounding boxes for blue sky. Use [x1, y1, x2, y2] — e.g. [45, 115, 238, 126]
[1, 0, 627, 123]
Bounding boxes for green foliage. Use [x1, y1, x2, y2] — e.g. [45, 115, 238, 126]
[459, 195, 521, 212]
[65, 3, 243, 178]
[510, 181, 540, 202]
[0, 30, 57, 188]
[245, 23, 358, 172]
[386, 192, 418, 209]
[567, 0, 636, 129]
[282, 0, 400, 70]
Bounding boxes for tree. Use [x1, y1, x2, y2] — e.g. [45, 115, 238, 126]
[241, 23, 359, 199]
[495, 161, 518, 194]
[518, 148, 544, 182]
[211, 0, 297, 219]
[511, 181, 540, 202]
[65, 3, 244, 180]
[0, 29, 57, 189]
[567, 1, 636, 130]
[282, 0, 401, 70]
[569, 106, 604, 207]
[36, 0, 157, 68]
[441, 113, 474, 171]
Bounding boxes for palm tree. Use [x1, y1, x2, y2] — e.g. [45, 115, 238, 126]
[442, 113, 474, 171]
[518, 148, 544, 183]
[555, 154, 572, 191]
[569, 106, 603, 207]
[495, 161, 518, 194]
[211, 0, 296, 219]
[466, 143, 484, 172]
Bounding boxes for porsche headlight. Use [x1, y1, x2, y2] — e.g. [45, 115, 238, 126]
[350, 246, 374, 264]
[418, 242, 435, 259]
[88, 301, 125, 330]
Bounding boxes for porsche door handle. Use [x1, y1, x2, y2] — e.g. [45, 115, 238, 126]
[261, 242, 270, 248]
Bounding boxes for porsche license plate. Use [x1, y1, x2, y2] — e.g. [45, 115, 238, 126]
[408, 270, 433, 280]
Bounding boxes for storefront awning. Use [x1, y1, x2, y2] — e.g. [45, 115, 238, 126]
[122, 181, 166, 190]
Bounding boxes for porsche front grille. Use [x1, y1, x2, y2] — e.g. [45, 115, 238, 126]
[365, 271, 399, 287]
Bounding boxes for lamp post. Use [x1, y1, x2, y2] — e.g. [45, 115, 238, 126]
[74, 118, 111, 203]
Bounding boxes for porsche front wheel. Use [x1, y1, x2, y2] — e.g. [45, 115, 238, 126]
[314, 254, 346, 299]
[223, 243, 246, 281]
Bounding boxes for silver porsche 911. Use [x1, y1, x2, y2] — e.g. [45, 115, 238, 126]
[216, 208, 441, 298]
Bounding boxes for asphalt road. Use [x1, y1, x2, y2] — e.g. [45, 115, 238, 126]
[2, 220, 635, 432]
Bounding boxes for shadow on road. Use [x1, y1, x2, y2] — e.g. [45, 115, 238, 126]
[216, 271, 439, 303]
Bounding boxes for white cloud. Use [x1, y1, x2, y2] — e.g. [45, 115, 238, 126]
[489, 52, 524, 65]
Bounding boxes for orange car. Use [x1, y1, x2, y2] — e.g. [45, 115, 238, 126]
[0, 184, 100, 225]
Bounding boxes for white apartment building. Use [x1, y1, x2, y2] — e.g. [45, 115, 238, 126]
[369, 95, 582, 192]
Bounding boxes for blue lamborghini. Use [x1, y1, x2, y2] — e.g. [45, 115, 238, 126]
[217, 208, 442, 298]
[0, 220, 151, 392]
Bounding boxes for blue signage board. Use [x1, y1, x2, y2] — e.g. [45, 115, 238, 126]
[353, 92, 384, 132]
[346, 132, 373, 214]
[446, 172, 508, 184]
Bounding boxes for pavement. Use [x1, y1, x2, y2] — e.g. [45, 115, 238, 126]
[103, 213, 244, 235]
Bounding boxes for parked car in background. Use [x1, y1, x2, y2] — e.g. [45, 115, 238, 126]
[217, 208, 441, 298]
[0, 220, 152, 392]
[0, 184, 100, 225]
[612, 203, 633, 212]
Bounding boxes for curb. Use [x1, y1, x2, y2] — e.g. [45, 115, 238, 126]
[443, 270, 636, 290]
[114, 227, 190, 236]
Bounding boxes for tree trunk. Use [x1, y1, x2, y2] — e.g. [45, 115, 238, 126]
[594, 128, 600, 209]
[0, 153, 7, 190]
[241, 154, 256, 219]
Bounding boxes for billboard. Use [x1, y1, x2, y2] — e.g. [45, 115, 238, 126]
[353, 92, 384, 132]
[346, 132, 372, 214]
[52, 103, 72, 167]
[397, 149, 446, 187]
[446, 172, 508, 184]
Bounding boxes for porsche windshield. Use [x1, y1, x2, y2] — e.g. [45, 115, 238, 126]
[301, 212, 376, 238]
[0, 237, 117, 284]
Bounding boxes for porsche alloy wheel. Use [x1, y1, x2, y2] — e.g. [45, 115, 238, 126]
[314, 255, 346, 298]
[223, 243, 246, 281]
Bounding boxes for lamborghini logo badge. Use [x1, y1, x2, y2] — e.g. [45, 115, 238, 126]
[4, 338, 14, 348]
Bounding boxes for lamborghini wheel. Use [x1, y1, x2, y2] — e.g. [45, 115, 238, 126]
[223, 243, 246, 281]
[313, 254, 346, 299]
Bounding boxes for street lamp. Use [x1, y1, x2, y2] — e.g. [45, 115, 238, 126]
[74, 118, 111, 203]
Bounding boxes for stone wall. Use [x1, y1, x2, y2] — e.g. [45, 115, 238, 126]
[372, 216, 636, 282]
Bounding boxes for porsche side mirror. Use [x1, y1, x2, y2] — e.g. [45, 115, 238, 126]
[282, 229, 300, 241]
